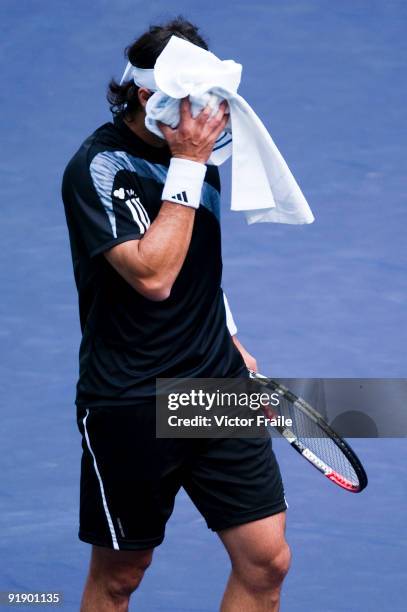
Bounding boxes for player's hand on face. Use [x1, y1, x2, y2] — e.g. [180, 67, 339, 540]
[157, 97, 229, 164]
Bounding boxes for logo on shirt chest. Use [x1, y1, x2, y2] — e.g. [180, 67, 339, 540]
[113, 187, 136, 200]
[113, 187, 150, 233]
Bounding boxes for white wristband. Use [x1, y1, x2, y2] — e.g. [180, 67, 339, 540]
[162, 157, 206, 209]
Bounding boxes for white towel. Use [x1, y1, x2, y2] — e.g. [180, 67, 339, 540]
[121, 36, 314, 225]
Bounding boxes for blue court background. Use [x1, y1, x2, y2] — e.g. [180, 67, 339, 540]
[1, 0, 406, 609]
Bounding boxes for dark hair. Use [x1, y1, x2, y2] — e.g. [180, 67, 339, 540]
[107, 17, 208, 120]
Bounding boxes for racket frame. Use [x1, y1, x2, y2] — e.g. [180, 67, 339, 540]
[249, 371, 368, 493]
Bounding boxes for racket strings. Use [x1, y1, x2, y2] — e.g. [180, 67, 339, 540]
[276, 395, 359, 486]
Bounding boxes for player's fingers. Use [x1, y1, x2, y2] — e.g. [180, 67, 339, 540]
[195, 104, 213, 126]
[157, 121, 175, 140]
[207, 113, 230, 142]
[179, 96, 193, 122]
[217, 99, 229, 116]
[205, 101, 229, 132]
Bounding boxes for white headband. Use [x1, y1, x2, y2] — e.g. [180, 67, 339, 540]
[119, 61, 157, 90]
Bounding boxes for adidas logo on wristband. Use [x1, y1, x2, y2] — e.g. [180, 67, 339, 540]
[171, 191, 189, 203]
[162, 157, 206, 209]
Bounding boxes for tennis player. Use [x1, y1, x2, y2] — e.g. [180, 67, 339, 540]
[62, 18, 290, 612]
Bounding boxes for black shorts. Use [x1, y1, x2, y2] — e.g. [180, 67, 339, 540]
[76, 403, 287, 551]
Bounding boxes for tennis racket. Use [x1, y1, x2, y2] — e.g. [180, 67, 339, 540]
[249, 371, 368, 493]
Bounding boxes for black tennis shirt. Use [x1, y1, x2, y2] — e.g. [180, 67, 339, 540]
[62, 117, 245, 406]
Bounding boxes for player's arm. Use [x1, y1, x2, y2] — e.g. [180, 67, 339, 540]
[232, 335, 258, 372]
[104, 98, 228, 301]
[104, 202, 194, 301]
[223, 292, 258, 371]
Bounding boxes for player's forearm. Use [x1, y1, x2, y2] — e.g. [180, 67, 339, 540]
[232, 335, 258, 372]
[132, 201, 195, 299]
[104, 200, 195, 301]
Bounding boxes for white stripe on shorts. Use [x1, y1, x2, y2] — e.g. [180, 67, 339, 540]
[83, 409, 119, 550]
